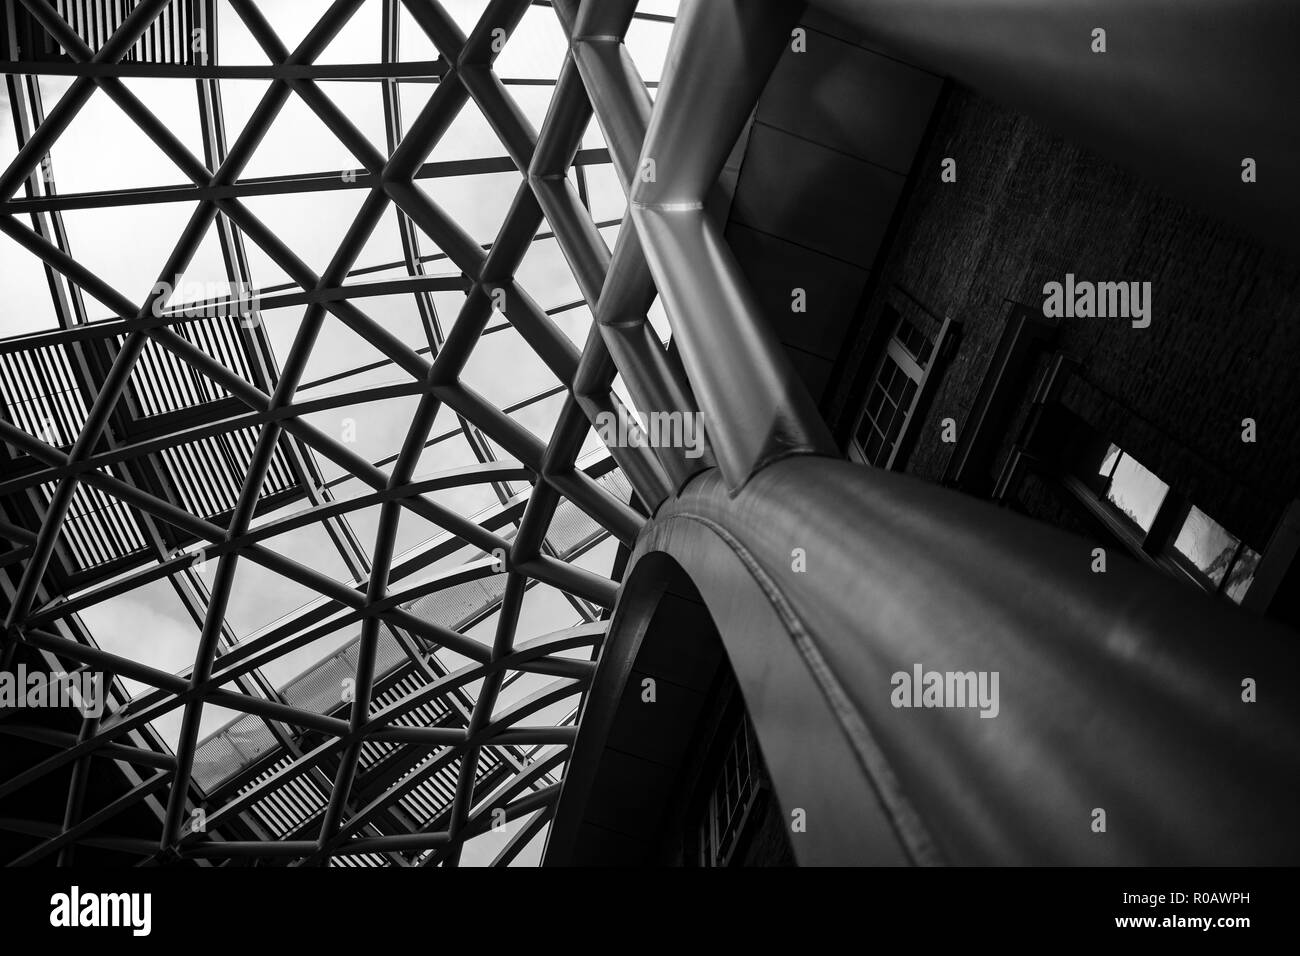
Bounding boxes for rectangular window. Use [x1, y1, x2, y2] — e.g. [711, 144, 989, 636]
[698, 716, 762, 867]
[1173, 505, 1241, 587]
[1072, 440, 1257, 605]
[1100, 448, 1169, 533]
[851, 299, 953, 470]
[1169, 505, 1262, 604]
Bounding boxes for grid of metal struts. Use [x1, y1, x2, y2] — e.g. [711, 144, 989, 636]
[0, 0, 723, 866]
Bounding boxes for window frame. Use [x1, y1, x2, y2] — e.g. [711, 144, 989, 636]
[697, 715, 765, 868]
[1060, 441, 1259, 606]
[849, 298, 955, 471]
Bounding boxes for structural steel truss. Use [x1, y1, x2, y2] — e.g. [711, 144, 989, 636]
[0, 0, 714, 866]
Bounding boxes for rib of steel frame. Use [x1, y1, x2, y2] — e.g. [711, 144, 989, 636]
[621, 0, 838, 491]
[0, 150, 614, 216]
[441, 572, 524, 865]
[152, 572, 590, 848]
[229, 0, 386, 177]
[430, 214, 666, 536]
[524, 394, 655, 566]
[434, 380, 640, 544]
[594, 228, 715, 488]
[362, 625, 602, 735]
[197, 729, 577, 862]
[306, 747, 490, 862]
[530, 30, 712, 493]
[0, 519, 37, 546]
[313, 384, 434, 850]
[0, 672, 198, 804]
[102, 502, 555, 693]
[569, 2, 652, 185]
[0, 818, 158, 857]
[56, 712, 99, 865]
[3, 71, 90, 334]
[165, 528, 605, 682]
[148, 300, 616, 599]
[452, 0, 539, 171]
[0, 724, 176, 771]
[7, 624, 175, 828]
[8, 771, 171, 868]
[171, 273, 472, 313]
[0, 58, 449, 81]
[381, 0, 445, 356]
[197, 736, 350, 837]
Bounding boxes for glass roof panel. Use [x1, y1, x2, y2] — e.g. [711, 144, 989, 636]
[0, 230, 61, 336]
[46, 88, 192, 193]
[495, 6, 569, 80]
[61, 200, 204, 309]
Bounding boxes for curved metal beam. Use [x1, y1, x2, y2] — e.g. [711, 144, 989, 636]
[552, 458, 1300, 865]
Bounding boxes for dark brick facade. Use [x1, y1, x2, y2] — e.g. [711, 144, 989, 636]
[831, 86, 1300, 553]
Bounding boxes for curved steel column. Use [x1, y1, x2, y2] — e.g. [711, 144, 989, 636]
[551, 459, 1300, 865]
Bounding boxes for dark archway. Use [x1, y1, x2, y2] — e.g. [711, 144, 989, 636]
[545, 541, 917, 867]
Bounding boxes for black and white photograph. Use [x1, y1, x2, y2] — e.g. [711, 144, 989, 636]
[0, 0, 1296, 938]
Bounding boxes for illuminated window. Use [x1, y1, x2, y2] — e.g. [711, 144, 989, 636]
[1098, 446, 1169, 533]
[1170, 505, 1261, 604]
[1084, 444, 1258, 604]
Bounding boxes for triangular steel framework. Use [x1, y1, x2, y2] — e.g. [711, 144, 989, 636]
[0, 0, 717, 866]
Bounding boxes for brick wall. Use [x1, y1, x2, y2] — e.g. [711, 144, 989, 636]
[831, 87, 1300, 550]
